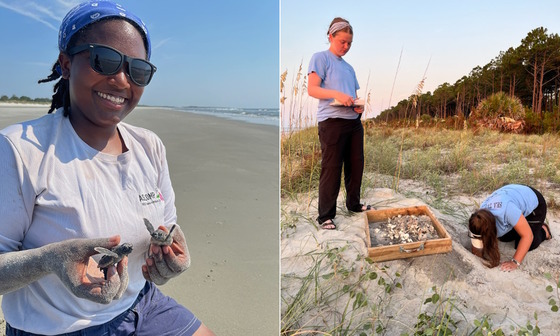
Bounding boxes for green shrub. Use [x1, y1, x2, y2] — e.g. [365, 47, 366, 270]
[470, 92, 525, 120]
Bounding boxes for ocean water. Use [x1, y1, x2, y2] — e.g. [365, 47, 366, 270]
[174, 106, 279, 127]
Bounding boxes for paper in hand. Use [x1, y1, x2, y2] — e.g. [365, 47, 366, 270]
[330, 98, 365, 107]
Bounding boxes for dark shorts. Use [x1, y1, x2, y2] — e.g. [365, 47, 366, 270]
[525, 186, 547, 224]
[6, 281, 201, 336]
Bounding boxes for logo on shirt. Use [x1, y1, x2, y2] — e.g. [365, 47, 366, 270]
[486, 201, 502, 209]
[139, 188, 164, 206]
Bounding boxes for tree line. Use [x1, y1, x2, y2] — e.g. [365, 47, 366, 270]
[375, 27, 560, 133]
[1, 95, 50, 104]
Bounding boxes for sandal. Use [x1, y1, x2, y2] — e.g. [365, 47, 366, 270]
[319, 219, 336, 230]
[542, 223, 553, 240]
[350, 204, 372, 213]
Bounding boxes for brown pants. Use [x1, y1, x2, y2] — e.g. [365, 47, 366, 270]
[317, 117, 364, 224]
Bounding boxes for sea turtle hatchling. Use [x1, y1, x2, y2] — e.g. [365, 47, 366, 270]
[94, 243, 133, 280]
[143, 218, 176, 246]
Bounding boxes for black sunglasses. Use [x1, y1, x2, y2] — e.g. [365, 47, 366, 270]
[67, 44, 157, 86]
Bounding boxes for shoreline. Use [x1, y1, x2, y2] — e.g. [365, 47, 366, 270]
[0, 102, 49, 106]
[0, 102, 279, 128]
[0, 106, 279, 335]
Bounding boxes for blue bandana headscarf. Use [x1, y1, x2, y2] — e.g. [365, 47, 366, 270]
[58, 0, 151, 59]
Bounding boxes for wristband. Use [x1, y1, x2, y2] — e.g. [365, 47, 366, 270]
[511, 258, 521, 266]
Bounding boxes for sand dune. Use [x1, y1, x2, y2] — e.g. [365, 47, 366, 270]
[281, 183, 560, 335]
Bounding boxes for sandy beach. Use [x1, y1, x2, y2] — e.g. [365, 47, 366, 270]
[0, 104, 279, 335]
[281, 178, 560, 335]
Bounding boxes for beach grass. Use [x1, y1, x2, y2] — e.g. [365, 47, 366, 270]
[281, 246, 404, 336]
[282, 125, 560, 203]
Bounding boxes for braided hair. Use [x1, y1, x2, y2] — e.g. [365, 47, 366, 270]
[38, 17, 149, 117]
[38, 61, 70, 116]
[37, 21, 89, 117]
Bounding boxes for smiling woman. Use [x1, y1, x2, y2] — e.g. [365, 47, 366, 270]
[0, 1, 214, 335]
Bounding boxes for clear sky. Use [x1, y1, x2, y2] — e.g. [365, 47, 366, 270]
[281, 0, 560, 117]
[0, 0, 279, 109]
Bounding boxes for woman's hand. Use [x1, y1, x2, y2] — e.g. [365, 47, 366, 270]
[307, 72, 357, 108]
[353, 106, 364, 114]
[500, 260, 519, 272]
[45, 235, 129, 304]
[142, 224, 190, 285]
[335, 92, 355, 106]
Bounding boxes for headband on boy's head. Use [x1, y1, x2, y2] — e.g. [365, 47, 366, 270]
[328, 21, 352, 36]
[58, 0, 151, 59]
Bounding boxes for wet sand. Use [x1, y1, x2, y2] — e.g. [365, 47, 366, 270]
[0, 104, 279, 335]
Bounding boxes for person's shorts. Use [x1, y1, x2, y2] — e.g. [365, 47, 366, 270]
[526, 186, 547, 224]
[6, 281, 202, 336]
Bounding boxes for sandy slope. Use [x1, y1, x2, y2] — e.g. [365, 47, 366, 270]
[281, 183, 560, 335]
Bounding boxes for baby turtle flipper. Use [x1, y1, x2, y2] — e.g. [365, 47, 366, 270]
[143, 218, 155, 234]
[166, 224, 177, 240]
[93, 243, 133, 281]
[94, 247, 119, 280]
[94, 247, 118, 259]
